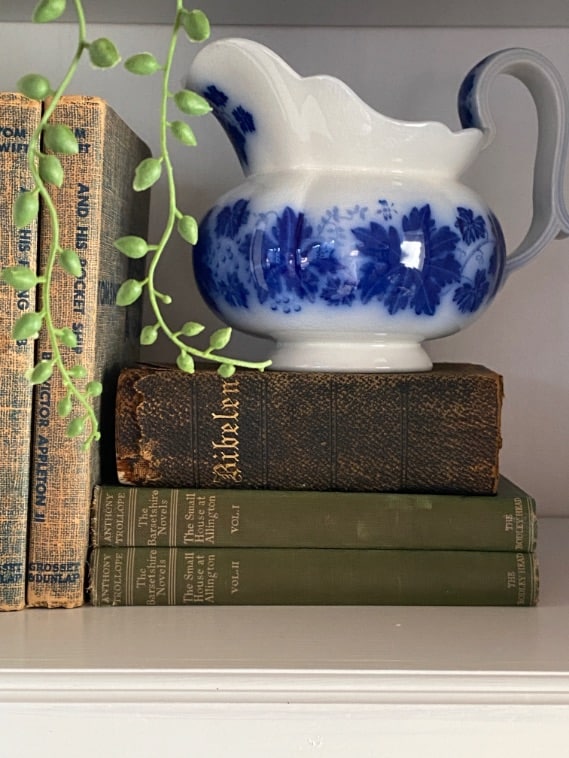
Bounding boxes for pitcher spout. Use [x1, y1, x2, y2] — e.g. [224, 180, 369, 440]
[186, 37, 483, 178]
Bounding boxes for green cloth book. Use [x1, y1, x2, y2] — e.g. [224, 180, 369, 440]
[90, 477, 537, 552]
[88, 545, 539, 606]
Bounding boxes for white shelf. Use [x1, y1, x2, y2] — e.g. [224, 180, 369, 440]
[1, 6, 568, 753]
[3, 0, 569, 26]
[0, 517, 567, 757]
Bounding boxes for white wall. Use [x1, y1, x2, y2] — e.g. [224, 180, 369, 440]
[1, 22, 568, 514]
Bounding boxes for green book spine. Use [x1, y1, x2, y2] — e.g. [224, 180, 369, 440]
[0, 93, 41, 611]
[88, 546, 539, 606]
[91, 477, 537, 551]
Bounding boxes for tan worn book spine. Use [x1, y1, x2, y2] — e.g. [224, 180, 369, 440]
[26, 95, 150, 608]
[115, 363, 503, 494]
[0, 93, 41, 611]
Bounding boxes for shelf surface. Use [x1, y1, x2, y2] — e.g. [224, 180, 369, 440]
[0, 517, 567, 706]
[2, 0, 569, 27]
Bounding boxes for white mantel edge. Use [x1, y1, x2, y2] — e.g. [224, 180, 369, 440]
[1, 668, 569, 705]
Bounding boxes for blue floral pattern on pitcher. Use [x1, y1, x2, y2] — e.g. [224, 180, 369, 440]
[194, 199, 505, 319]
[202, 85, 256, 169]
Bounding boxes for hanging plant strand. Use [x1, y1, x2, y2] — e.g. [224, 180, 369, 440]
[1, 0, 271, 449]
[118, 2, 271, 380]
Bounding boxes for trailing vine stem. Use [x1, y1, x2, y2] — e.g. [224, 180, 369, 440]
[1, 0, 271, 449]
[11, 0, 103, 449]
[118, 1, 272, 377]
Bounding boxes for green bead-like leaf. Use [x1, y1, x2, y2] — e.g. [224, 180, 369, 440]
[89, 37, 121, 69]
[133, 157, 162, 191]
[86, 381, 103, 397]
[29, 360, 53, 385]
[12, 312, 43, 341]
[33, 0, 66, 23]
[39, 154, 64, 187]
[124, 52, 162, 75]
[176, 351, 195, 374]
[57, 395, 73, 418]
[181, 9, 211, 42]
[140, 325, 159, 345]
[116, 279, 143, 306]
[66, 416, 86, 438]
[173, 90, 212, 116]
[170, 120, 197, 146]
[177, 214, 198, 245]
[58, 327, 77, 348]
[217, 363, 236, 379]
[43, 123, 79, 155]
[209, 327, 232, 351]
[59, 248, 83, 277]
[1, 265, 38, 290]
[113, 235, 150, 259]
[180, 321, 205, 337]
[13, 190, 39, 228]
[17, 73, 52, 101]
[68, 365, 87, 379]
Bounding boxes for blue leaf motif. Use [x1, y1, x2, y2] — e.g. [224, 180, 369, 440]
[402, 205, 460, 259]
[455, 207, 487, 245]
[453, 268, 490, 313]
[201, 84, 254, 167]
[194, 200, 503, 321]
[232, 105, 256, 134]
[203, 85, 229, 108]
[412, 253, 461, 315]
[218, 271, 249, 308]
[352, 222, 402, 263]
[303, 241, 343, 276]
[215, 199, 250, 238]
[383, 267, 417, 314]
[402, 205, 461, 315]
[352, 205, 461, 315]
[352, 222, 404, 305]
[271, 207, 313, 254]
[402, 205, 436, 236]
[253, 207, 339, 305]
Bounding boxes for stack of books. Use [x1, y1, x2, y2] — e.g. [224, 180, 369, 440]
[88, 364, 539, 606]
[0, 91, 150, 610]
[0, 90, 539, 609]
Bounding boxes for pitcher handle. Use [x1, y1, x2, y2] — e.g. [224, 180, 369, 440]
[458, 47, 569, 277]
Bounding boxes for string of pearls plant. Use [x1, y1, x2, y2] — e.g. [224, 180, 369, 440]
[1, 0, 271, 450]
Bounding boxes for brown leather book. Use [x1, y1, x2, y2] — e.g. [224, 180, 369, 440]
[116, 363, 503, 494]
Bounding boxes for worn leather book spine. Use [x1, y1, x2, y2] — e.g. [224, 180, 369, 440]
[88, 546, 539, 607]
[26, 96, 150, 608]
[115, 363, 503, 494]
[0, 93, 41, 611]
[91, 477, 536, 552]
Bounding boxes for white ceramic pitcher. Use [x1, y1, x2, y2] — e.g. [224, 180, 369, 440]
[187, 40, 569, 371]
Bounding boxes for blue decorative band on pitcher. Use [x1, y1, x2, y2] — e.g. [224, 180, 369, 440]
[202, 84, 256, 169]
[194, 199, 505, 320]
